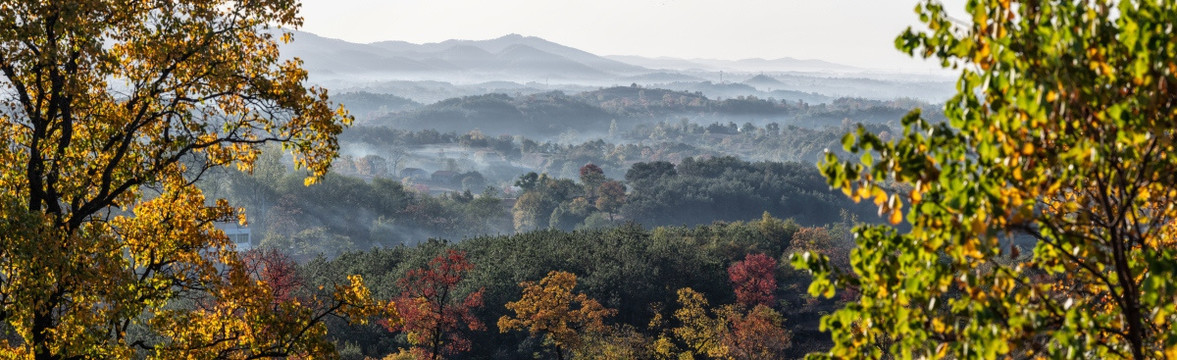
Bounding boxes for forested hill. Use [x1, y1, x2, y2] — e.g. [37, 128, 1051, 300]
[204, 153, 879, 260]
[370, 92, 612, 135]
[362, 86, 936, 136]
[306, 219, 855, 358]
[622, 157, 855, 226]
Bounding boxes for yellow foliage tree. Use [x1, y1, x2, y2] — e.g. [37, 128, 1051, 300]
[0, 0, 396, 358]
[652, 288, 791, 360]
[498, 271, 616, 360]
[652, 288, 731, 360]
[573, 324, 654, 360]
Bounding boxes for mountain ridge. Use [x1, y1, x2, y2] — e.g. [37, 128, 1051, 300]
[283, 31, 647, 81]
[279, 30, 863, 83]
[605, 54, 860, 73]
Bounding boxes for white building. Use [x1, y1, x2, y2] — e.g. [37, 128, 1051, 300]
[215, 222, 253, 251]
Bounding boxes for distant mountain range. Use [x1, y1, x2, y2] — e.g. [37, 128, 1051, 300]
[280, 30, 955, 103]
[280, 31, 648, 81]
[604, 55, 860, 74]
[278, 30, 862, 83]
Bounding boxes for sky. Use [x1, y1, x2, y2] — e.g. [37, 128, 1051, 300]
[297, 0, 967, 73]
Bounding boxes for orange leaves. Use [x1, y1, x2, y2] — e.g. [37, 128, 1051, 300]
[498, 271, 616, 355]
[723, 305, 792, 360]
[887, 205, 904, 225]
[910, 187, 923, 203]
[975, 39, 993, 71]
[849, 184, 904, 225]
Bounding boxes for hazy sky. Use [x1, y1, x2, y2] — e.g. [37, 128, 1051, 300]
[297, 0, 967, 73]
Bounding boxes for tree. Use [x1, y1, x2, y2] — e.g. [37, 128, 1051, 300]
[652, 287, 792, 360]
[512, 191, 550, 232]
[595, 181, 627, 221]
[550, 198, 592, 231]
[458, 171, 485, 191]
[498, 271, 616, 360]
[0, 1, 396, 358]
[356, 154, 389, 177]
[721, 305, 792, 360]
[575, 324, 654, 360]
[243, 248, 304, 304]
[389, 250, 485, 360]
[624, 161, 677, 185]
[515, 172, 541, 191]
[796, 0, 1177, 358]
[652, 288, 731, 359]
[580, 163, 607, 198]
[728, 253, 777, 308]
[787, 226, 852, 276]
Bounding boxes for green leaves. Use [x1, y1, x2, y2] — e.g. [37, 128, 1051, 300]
[803, 0, 1177, 358]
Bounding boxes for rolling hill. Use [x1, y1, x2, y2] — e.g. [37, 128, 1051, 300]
[280, 31, 648, 81]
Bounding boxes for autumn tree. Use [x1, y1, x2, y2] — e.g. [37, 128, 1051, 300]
[595, 180, 627, 221]
[389, 250, 486, 360]
[728, 253, 777, 308]
[796, 0, 1177, 358]
[721, 305, 792, 360]
[574, 324, 654, 360]
[580, 163, 607, 199]
[0, 0, 396, 358]
[243, 248, 304, 303]
[498, 271, 617, 360]
[652, 288, 791, 360]
[652, 288, 731, 359]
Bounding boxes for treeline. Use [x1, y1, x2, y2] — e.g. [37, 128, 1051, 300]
[373, 92, 611, 136]
[201, 147, 511, 260]
[331, 91, 422, 119]
[337, 120, 891, 186]
[625, 121, 894, 168]
[289, 213, 858, 359]
[623, 157, 864, 226]
[365, 86, 937, 137]
[205, 152, 874, 262]
[510, 157, 874, 232]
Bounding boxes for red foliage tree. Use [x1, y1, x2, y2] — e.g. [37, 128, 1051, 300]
[578, 163, 604, 179]
[243, 248, 304, 304]
[595, 181, 627, 221]
[579, 163, 607, 198]
[390, 249, 486, 360]
[728, 253, 777, 308]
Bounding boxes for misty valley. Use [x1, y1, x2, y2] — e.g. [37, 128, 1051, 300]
[189, 31, 950, 358]
[6, 1, 1163, 358]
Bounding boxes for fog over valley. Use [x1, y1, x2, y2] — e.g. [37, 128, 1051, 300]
[17, 0, 1156, 358]
[189, 27, 955, 273]
[278, 30, 955, 103]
